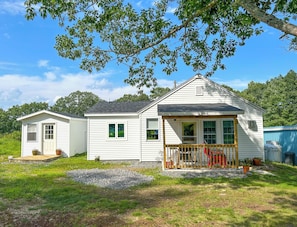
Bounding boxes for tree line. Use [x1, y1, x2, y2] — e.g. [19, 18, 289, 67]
[1, 70, 296, 134]
[0, 87, 170, 134]
[224, 70, 297, 127]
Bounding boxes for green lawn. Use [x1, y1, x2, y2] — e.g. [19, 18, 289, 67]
[1, 133, 297, 226]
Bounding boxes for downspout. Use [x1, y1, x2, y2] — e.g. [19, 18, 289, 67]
[139, 113, 142, 162]
[234, 116, 239, 168]
[162, 117, 166, 169]
[87, 118, 90, 160]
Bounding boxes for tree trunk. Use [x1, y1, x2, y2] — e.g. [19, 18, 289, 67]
[237, 0, 297, 37]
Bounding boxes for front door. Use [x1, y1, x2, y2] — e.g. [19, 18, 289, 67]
[42, 123, 56, 155]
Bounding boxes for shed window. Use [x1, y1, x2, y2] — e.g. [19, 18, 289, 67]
[27, 124, 37, 141]
[223, 120, 234, 144]
[203, 121, 216, 144]
[147, 119, 159, 140]
[108, 123, 126, 139]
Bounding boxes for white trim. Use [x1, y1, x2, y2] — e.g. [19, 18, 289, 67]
[159, 111, 244, 116]
[202, 120, 217, 144]
[17, 110, 83, 121]
[221, 119, 235, 144]
[146, 118, 160, 141]
[85, 113, 139, 117]
[106, 121, 128, 141]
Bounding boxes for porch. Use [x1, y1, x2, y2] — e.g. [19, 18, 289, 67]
[164, 144, 238, 169]
[158, 103, 243, 170]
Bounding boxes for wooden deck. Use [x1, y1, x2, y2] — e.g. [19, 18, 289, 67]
[10, 155, 61, 163]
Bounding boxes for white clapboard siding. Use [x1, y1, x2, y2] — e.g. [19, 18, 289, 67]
[87, 116, 141, 160]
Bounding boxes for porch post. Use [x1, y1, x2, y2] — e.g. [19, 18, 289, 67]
[234, 116, 239, 168]
[162, 117, 166, 169]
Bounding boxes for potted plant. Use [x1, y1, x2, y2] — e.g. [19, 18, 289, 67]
[32, 149, 38, 156]
[56, 149, 62, 155]
[240, 158, 252, 174]
[166, 158, 174, 169]
[253, 157, 262, 166]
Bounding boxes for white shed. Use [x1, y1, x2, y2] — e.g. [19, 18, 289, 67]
[17, 110, 87, 157]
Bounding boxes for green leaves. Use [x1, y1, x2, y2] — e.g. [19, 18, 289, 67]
[50, 91, 101, 116]
[240, 70, 297, 126]
[24, 0, 297, 88]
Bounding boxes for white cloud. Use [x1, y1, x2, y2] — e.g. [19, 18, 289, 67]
[0, 1, 25, 15]
[44, 72, 56, 81]
[0, 70, 139, 110]
[166, 6, 177, 14]
[38, 60, 49, 67]
[136, 1, 143, 8]
[0, 61, 17, 70]
[3, 33, 10, 39]
[214, 78, 251, 91]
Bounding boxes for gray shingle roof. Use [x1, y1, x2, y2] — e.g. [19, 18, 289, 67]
[86, 101, 152, 114]
[158, 103, 244, 116]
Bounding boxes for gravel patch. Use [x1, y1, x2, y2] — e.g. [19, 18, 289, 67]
[67, 164, 274, 190]
[67, 168, 154, 190]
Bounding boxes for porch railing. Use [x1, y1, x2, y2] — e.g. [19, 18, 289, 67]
[164, 144, 238, 169]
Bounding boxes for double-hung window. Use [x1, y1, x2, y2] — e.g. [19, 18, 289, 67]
[108, 123, 126, 139]
[203, 121, 216, 144]
[146, 119, 159, 140]
[223, 120, 234, 144]
[27, 124, 37, 141]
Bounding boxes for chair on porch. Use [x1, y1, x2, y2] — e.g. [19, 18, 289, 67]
[204, 147, 227, 168]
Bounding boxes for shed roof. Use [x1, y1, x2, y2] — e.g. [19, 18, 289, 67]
[17, 110, 85, 121]
[158, 103, 244, 116]
[264, 125, 297, 132]
[85, 101, 152, 115]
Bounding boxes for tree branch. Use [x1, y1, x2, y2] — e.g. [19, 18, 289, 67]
[236, 0, 297, 37]
[128, 0, 219, 55]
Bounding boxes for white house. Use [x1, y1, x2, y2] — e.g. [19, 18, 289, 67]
[17, 110, 87, 157]
[85, 75, 265, 169]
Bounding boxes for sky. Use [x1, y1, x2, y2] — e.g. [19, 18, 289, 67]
[0, 1, 297, 110]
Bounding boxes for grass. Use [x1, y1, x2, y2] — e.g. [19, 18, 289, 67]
[1, 133, 297, 226]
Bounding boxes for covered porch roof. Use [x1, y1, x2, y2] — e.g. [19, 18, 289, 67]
[158, 103, 244, 117]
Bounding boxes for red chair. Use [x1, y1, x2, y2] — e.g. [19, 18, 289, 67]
[204, 147, 226, 167]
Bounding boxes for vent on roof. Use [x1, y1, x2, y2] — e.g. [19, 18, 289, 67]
[196, 86, 204, 96]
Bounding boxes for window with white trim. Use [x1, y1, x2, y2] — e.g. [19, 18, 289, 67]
[108, 123, 126, 139]
[27, 124, 37, 141]
[182, 122, 196, 144]
[223, 120, 234, 144]
[203, 121, 216, 144]
[146, 119, 159, 140]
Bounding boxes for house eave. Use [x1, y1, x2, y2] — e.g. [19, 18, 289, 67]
[158, 111, 244, 117]
[84, 113, 139, 117]
[17, 110, 73, 121]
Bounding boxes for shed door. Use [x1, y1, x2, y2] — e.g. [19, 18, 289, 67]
[42, 123, 56, 155]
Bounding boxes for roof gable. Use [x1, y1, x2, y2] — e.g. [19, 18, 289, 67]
[17, 110, 85, 121]
[140, 74, 264, 114]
